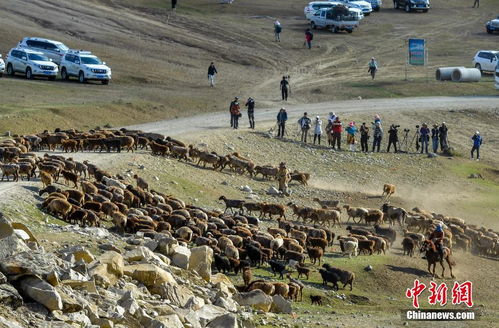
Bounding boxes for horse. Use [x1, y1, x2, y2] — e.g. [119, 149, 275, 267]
[420, 240, 455, 279]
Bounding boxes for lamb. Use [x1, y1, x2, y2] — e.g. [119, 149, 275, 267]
[133, 174, 149, 191]
[322, 264, 355, 291]
[214, 254, 231, 274]
[401, 237, 416, 257]
[382, 183, 396, 200]
[343, 205, 368, 223]
[296, 263, 310, 280]
[310, 295, 324, 306]
[313, 198, 339, 209]
[1, 164, 19, 182]
[242, 267, 252, 286]
[307, 247, 324, 265]
[374, 224, 397, 246]
[268, 259, 287, 279]
[357, 240, 375, 255]
[219, 196, 245, 214]
[340, 240, 358, 258]
[40, 171, 54, 188]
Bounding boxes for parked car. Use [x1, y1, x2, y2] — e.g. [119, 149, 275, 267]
[0, 54, 4, 77]
[60, 50, 111, 84]
[304, 1, 342, 20]
[367, 0, 382, 11]
[5, 48, 58, 80]
[18, 37, 70, 64]
[486, 15, 499, 34]
[472, 50, 499, 73]
[310, 6, 360, 33]
[393, 0, 429, 12]
[341, 0, 372, 15]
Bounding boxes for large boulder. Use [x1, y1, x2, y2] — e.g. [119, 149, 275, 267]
[19, 276, 63, 311]
[88, 251, 124, 288]
[0, 251, 59, 279]
[156, 283, 193, 307]
[271, 294, 292, 314]
[124, 246, 156, 262]
[73, 249, 95, 264]
[189, 246, 213, 282]
[171, 245, 191, 269]
[123, 264, 176, 295]
[207, 313, 239, 328]
[195, 304, 228, 327]
[211, 273, 237, 296]
[233, 289, 273, 312]
[0, 284, 23, 308]
[0, 217, 31, 261]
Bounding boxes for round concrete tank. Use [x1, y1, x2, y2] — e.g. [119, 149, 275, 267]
[435, 67, 465, 81]
[451, 68, 481, 82]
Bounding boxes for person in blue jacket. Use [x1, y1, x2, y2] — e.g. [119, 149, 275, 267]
[419, 123, 430, 154]
[471, 131, 482, 160]
[277, 107, 288, 138]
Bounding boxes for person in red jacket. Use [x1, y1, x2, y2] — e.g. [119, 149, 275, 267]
[229, 97, 241, 129]
[331, 117, 343, 150]
[304, 29, 313, 49]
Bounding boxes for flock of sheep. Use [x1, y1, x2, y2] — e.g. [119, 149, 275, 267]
[0, 128, 498, 307]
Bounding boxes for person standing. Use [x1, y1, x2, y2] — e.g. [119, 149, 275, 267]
[328, 112, 337, 124]
[171, 0, 178, 13]
[299, 112, 312, 143]
[245, 97, 255, 129]
[345, 122, 357, 151]
[372, 122, 383, 152]
[229, 97, 241, 129]
[207, 62, 217, 87]
[386, 124, 398, 153]
[277, 108, 288, 138]
[431, 124, 440, 153]
[277, 162, 291, 196]
[331, 116, 343, 150]
[313, 116, 323, 145]
[304, 29, 313, 49]
[419, 123, 430, 154]
[471, 131, 482, 160]
[280, 76, 290, 101]
[368, 57, 378, 80]
[439, 122, 448, 151]
[360, 122, 370, 152]
[274, 20, 282, 42]
[473, 0, 479, 8]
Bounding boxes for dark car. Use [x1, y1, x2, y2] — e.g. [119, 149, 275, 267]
[486, 16, 499, 34]
[393, 0, 429, 13]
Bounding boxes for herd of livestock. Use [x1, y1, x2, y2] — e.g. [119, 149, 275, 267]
[0, 128, 498, 304]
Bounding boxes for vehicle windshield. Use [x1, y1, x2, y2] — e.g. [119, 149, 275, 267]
[80, 56, 102, 65]
[28, 53, 49, 61]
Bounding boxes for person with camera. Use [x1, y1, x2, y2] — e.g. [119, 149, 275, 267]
[313, 116, 323, 145]
[331, 116, 343, 150]
[245, 97, 256, 129]
[229, 97, 241, 129]
[276, 108, 287, 138]
[439, 122, 448, 151]
[372, 121, 383, 152]
[419, 123, 430, 154]
[387, 124, 399, 153]
[431, 124, 439, 153]
[299, 112, 312, 143]
[471, 131, 482, 161]
[360, 123, 370, 152]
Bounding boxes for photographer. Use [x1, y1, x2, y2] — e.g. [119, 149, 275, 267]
[387, 124, 399, 153]
[372, 121, 383, 152]
[360, 123, 370, 153]
[431, 124, 439, 153]
[419, 123, 430, 154]
[299, 112, 312, 143]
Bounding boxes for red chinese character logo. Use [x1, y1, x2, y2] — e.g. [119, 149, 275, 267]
[428, 281, 448, 306]
[452, 281, 473, 307]
[406, 279, 427, 308]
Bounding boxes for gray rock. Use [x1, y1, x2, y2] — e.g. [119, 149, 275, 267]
[0, 271, 6, 284]
[196, 304, 229, 327]
[171, 245, 191, 269]
[427, 153, 437, 158]
[118, 291, 140, 317]
[233, 289, 273, 312]
[20, 276, 63, 311]
[99, 244, 122, 253]
[0, 217, 31, 261]
[271, 295, 292, 314]
[207, 313, 239, 328]
[0, 316, 24, 328]
[241, 185, 253, 193]
[214, 296, 238, 312]
[0, 251, 60, 280]
[0, 284, 23, 308]
[157, 283, 194, 307]
[189, 245, 213, 282]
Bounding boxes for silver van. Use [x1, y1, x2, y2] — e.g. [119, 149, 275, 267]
[18, 37, 69, 64]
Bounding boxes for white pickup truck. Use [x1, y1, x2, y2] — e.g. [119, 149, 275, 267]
[310, 6, 360, 33]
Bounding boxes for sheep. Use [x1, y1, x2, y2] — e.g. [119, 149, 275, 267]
[307, 247, 324, 265]
[219, 196, 245, 214]
[18, 163, 35, 181]
[40, 170, 54, 188]
[270, 236, 284, 251]
[307, 237, 328, 252]
[402, 237, 416, 257]
[227, 235, 243, 248]
[296, 264, 310, 280]
[313, 198, 339, 209]
[243, 202, 262, 215]
[287, 283, 300, 302]
[402, 229, 425, 247]
[247, 245, 263, 267]
[287, 203, 312, 222]
[340, 240, 358, 258]
[242, 267, 252, 286]
[272, 282, 289, 298]
[367, 236, 387, 255]
[357, 240, 375, 255]
[382, 184, 396, 200]
[112, 211, 127, 233]
[286, 274, 305, 301]
[67, 207, 87, 226]
[101, 176, 127, 190]
[290, 229, 307, 242]
[287, 242, 304, 254]
[309, 209, 341, 227]
[214, 254, 231, 274]
[46, 198, 72, 219]
[247, 280, 275, 296]
[133, 174, 149, 191]
[284, 250, 305, 265]
[476, 236, 496, 256]
[343, 205, 368, 223]
[345, 226, 371, 236]
[364, 209, 384, 225]
[254, 165, 278, 180]
[259, 203, 286, 219]
[1, 164, 19, 182]
[322, 264, 355, 291]
[381, 203, 407, 226]
[150, 141, 169, 156]
[267, 227, 286, 238]
[290, 172, 310, 186]
[225, 155, 255, 176]
[225, 245, 240, 260]
[374, 224, 397, 246]
[268, 259, 287, 279]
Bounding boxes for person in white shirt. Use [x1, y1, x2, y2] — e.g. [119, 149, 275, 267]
[313, 116, 323, 145]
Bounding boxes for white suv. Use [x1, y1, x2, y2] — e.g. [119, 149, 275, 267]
[0, 54, 5, 77]
[5, 48, 58, 80]
[18, 37, 70, 65]
[472, 50, 499, 73]
[60, 50, 111, 84]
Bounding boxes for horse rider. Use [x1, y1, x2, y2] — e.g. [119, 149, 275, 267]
[426, 224, 445, 260]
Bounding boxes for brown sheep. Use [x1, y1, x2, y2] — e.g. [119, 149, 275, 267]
[134, 174, 149, 191]
[242, 267, 252, 286]
[259, 203, 286, 219]
[112, 211, 127, 233]
[287, 283, 300, 301]
[290, 172, 310, 186]
[40, 170, 54, 187]
[296, 264, 310, 280]
[272, 282, 289, 298]
[307, 247, 324, 265]
[382, 184, 396, 200]
[357, 240, 375, 255]
[47, 198, 72, 219]
[254, 165, 278, 180]
[307, 237, 328, 251]
[309, 209, 341, 227]
[61, 170, 78, 188]
[176, 226, 193, 241]
[1, 164, 19, 182]
[150, 141, 169, 156]
[247, 280, 275, 295]
[402, 237, 416, 257]
[364, 209, 384, 225]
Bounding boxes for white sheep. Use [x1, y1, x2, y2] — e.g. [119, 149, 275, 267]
[270, 236, 284, 250]
[225, 245, 239, 259]
[102, 176, 127, 189]
[342, 240, 358, 259]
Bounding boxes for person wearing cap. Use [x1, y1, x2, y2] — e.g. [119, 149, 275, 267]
[328, 112, 337, 124]
[431, 124, 440, 153]
[277, 162, 291, 195]
[331, 116, 343, 150]
[313, 116, 323, 145]
[229, 97, 241, 129]
[245, 97, 255, 129]
[471, 131, 482, 161]
[360, 122, 370, 152]
[426, 224, 445, 260]
[345, 122, 357, 151]
[372, 121, 383, 152]
[387, 124, 398, 153]
[299, 112, 312, 143]
[276, 107, 288, 138]
[274, 20, 282, 42]
[368, 57, 378, 80]
[439, 122, 448, 151]
[419, 123, 430, 153]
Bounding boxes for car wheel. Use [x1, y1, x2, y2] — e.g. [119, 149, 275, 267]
[78, 71, 86, 83]
[486, 28, 493, 34]
[405, 4, 411, 12]
[61, 67, 69, 80]
[374, 7, 380, 12]
[7, 64, 14, 76]
[475, 64, 482, 73]
[48, 76, 56, 81]
[333, 26, 339, 33]
[101, 80, 109, 85]
[0, 73, 2, 78]
[26, 67, 33, 79]
[311, 21, 316, 30]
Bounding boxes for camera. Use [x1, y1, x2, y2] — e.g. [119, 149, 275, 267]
[415, 125, 420, 128]
[393, 125, 400, 128]
[404, 128, 410, 132]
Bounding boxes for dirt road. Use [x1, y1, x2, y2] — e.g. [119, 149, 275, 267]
[126, 96, 499, 136]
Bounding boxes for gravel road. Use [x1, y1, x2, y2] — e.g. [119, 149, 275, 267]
[125, 96, 499, 136]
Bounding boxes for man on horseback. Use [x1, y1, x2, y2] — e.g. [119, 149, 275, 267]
[426, 224, 445, 260]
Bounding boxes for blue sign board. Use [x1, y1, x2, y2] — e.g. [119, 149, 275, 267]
[408, 39, 425, 66]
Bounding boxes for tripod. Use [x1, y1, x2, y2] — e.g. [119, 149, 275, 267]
[399, 130, 410, 153]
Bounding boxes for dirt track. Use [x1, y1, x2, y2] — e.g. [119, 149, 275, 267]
[126, 96, 499, 136]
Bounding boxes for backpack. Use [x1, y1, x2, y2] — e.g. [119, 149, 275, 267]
[275, 25, 282, 33]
